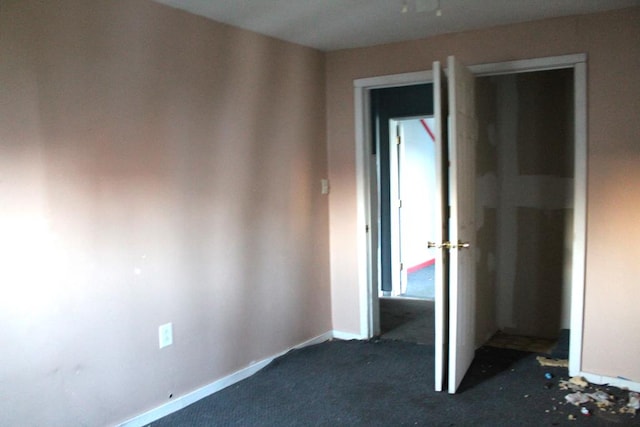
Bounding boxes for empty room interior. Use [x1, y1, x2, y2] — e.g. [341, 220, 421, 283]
[1, 1, 640, 425]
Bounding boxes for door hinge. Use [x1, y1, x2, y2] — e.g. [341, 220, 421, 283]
[400, 262, 404, 271]
[396, 135, 401, 145]
[397, 199, 403, 208]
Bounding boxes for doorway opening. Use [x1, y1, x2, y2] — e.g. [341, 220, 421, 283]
[368, 84, 436, 345]
[354, 54, 587, 386]
[476, 68, 575, 358]
[381, 117, 438, 344]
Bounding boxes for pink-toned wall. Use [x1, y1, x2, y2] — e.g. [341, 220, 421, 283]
[326, 8, 640, 380]
[0, 0, 329, 425]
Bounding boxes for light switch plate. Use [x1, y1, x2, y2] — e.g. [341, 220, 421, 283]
[321, 179, 330, 195]
[158, 323, 173, 349]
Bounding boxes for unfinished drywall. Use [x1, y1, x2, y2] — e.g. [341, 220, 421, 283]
[326, 7, 640, 382]
[491, 70, 574, 339]
[474, 68, 574, 343]
[0, 1, 329, 425]
[513, 208, 571, 337]
[474, 77, 499, 345]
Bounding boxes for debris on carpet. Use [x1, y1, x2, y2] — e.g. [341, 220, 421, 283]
[565, 391, 590, 405]
[546, 372, 640, 419]
[536, 356, 569, 368]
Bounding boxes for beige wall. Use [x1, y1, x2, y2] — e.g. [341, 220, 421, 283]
[327, 8, 640, 380]
[0, 0, 329, 425]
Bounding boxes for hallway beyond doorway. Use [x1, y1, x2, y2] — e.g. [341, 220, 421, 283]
[380, 298, 434, 344]
[405, 263, 435, 299]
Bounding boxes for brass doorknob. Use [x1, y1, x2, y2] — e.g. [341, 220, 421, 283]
[429, 241, 469, 249]
[428, 241, 453, 249]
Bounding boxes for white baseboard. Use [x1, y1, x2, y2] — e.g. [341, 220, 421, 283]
[580, 371, 640, 392]
[299, 331, 336, 347]
[118, 331, 334, 427]
[332, 330, 367, 341]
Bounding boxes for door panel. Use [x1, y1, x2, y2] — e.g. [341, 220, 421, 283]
[447, 55, 478, 394]
[432, 60, 449, 392]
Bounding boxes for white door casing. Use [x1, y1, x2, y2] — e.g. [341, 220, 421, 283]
[397, 124, 408, 296]
[355, 70, 434, 338]
[389, 121, 407, 297]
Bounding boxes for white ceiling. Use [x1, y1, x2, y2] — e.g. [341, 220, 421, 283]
[151, 0, 640, 51]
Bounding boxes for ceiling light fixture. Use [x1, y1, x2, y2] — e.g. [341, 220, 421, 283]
[402, 0, 443, 16]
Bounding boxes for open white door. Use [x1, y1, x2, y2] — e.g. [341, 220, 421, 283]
[447, 55, 477, 394]
[432, 61, 448, 392]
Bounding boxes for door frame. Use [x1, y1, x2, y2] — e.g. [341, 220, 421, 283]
[388, 119, 404, 297]
[354, 53, 587, 376]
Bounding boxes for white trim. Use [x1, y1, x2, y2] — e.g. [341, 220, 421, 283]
[355, 71, 433, 89]
[580, 372, 640, 393]
[118, 331, 334, 427]
[354, 71, 435, 339]
[332, 330, 367, 341]
[469, 53, 587, 76]
[354, 54, 588, 375]
[388, 119, 402, 297]
[354, 85, 372, 338]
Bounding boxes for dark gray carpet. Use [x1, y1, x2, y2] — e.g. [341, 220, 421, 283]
[379, 297, 434, 344]
[145, 340, 640, 426]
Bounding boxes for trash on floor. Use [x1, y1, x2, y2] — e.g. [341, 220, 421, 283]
[587, 390, 613, 408]
[565, 392, 590, 405]
[534, 360, 638, 421]
[569, 376, 589, 388]
[620, 406, 636, 415]
[536, 356, 569, 368]
[622, 391, 640, 415]
[555, 377, 640, 418]
[559, 380, 585, 392]
[629, 392, 640, 409]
